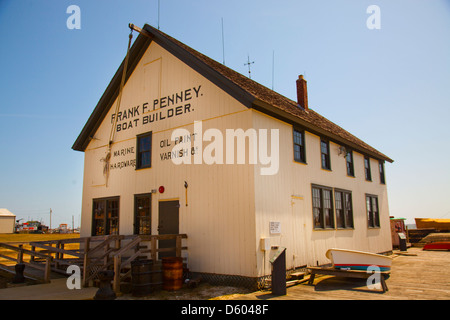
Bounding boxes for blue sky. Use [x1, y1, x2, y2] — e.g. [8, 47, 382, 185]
[0, 0, 449, 227]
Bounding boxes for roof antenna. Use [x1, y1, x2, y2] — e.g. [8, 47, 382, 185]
[158, 0, 160, 30]
[221, 18, 225, 65]
[272, 50, 275, 90]
[244, 54, 254, 79]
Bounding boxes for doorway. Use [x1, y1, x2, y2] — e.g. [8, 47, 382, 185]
[158, 200, 180, 258]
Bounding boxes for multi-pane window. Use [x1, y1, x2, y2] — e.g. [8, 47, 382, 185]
[312, 178, 380, 229]
[366, 195, 380, 228]
[134, 194, 151, 235]
[335, 190, 354, 229]
[346, 150, 354, 177]
[379, 160, 386, 184]
[321, 139, 331, 170]
[137, 132, 152, 169]
[293, 129, 306, 163]
[364, 156, 372, 181]
[92, 197, 119, 236]
[312, 185, 334, 229]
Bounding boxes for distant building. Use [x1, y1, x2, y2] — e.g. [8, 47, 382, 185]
[20, 221, 48, 233]
[0, 209, 16, 234]
[59, 223, 69, 233]
[73, 25, 394, 287]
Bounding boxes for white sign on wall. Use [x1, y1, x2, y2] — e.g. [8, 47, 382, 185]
[269, 221, 281, 234]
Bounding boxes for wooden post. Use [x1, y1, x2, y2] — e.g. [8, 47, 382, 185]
[44, 257, 51, 283]
[176, 235, 182, 257]
[113, 255, 121, 294]
[57, 241, 61, 259]
[17, 244, 23, 263]
[60, 243, 65, 260]
[115, 237, 121, 252]
[30, 246, 36, 263]
[83, 253, 90, 287]
[55, 241, 61, 269]
[82, 237, 91, 287]
[84, 237, 91, 255]
[151, 236, 157, 261]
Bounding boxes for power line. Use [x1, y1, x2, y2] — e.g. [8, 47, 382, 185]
[13, 209, 51, 213]
[439, 211, 450, 218]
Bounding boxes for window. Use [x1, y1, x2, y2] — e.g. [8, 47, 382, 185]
[346, 150, 354, 177]
[364, 156, 372, 181]
[379, 160, 386, 184]
[312, 185, 334, 229]
[134, 194, 152, 235]
[335, 190, 354, 229]
[366, 195, 380, 228]
[137, 132, 152, 169]
[92, 197, 119, 236]
[321, 139, 331, 170]
[293, 129, 306, 163]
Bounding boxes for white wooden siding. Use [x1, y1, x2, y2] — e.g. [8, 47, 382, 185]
[252, 110, 392, 277]
[80, 41, 392, 279]
[80, 42, 257, 277]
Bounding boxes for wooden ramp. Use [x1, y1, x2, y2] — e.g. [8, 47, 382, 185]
[0, 278, 98, 300]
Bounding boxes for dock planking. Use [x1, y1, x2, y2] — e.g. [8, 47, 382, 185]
[233, 247, 450, 300]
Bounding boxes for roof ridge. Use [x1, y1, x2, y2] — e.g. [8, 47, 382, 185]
[73, 24, 392, 162]
[144, 25, 391, 162]
[144, 24, 300, 108]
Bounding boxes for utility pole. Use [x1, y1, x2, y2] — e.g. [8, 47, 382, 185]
[50, 208, 52, 231]
[72, 215, 74, 233]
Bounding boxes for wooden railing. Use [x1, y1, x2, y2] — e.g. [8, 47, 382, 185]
[82, 235, 127, 287]
[112, 234, 188, 293]
[142, 234, 188, 259]
[0, 242, 52, 283]
[0, 234, 188, 292]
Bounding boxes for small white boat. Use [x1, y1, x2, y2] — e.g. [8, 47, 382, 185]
[326, 248, 392, 272]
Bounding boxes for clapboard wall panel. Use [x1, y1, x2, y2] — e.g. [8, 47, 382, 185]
[81, 42, 257, 277]
[252, 110, 391, 276]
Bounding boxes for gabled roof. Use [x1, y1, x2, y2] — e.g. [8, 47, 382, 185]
[0, 209, 16, 217]
[72, 24, 393, 163]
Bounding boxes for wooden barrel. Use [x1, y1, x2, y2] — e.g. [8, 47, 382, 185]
[131, 259, 162, 296]
[162, 257, 183, 291]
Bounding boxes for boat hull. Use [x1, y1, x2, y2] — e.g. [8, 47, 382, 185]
[415, 218, 450, 231]
[326, 248, 392, 272]
[423, 242, 450, 251]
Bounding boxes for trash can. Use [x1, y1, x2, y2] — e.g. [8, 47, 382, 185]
[398, 232, 407, 251]
[270, 247, 286, 295]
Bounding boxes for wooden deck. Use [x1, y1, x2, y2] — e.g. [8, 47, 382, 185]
[233, 247, 450, 300]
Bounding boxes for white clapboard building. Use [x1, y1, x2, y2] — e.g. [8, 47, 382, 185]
[0, 209, 16, 234]
[73, 24, 394, 287]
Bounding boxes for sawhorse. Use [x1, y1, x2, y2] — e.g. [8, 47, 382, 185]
[307, 266, 390, 293]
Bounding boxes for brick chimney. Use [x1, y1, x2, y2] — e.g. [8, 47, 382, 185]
[296, 75, 308, 110]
